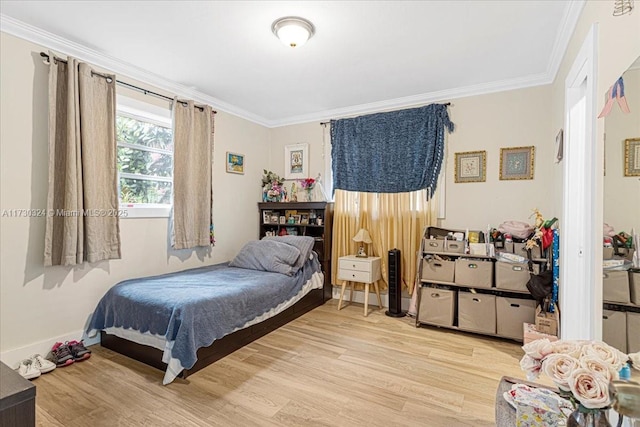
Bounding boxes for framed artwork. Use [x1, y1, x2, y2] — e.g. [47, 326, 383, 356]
[454, 151, 486, 183]
[624, 138, 640, 176]
[500, 146, 535, 180]
[262, 210, 272, 224]
[226, 152, 244, 174]
[284, 143, 308, 179]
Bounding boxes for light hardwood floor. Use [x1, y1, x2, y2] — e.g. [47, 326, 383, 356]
[33, 299, 527, 426]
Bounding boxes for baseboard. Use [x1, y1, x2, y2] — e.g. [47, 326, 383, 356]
[331, 287, 412, 311]
[0, 330, 100, 369]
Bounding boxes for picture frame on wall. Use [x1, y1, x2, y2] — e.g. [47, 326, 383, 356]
[500, 146, 535, 180]
[226, 152, 245, 174]
[624, 138, 640, 176]
[554, 129, 564, 164]
[454, 150, 486, 183]
[284, 143, 308, 179]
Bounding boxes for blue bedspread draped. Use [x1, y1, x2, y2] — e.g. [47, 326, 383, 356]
[87, 255, 321, 371]
[330, 103, 454, 194]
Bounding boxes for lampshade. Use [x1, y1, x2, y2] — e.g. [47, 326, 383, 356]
[352, 229, 372, 244]
[271, 16, 315, 48]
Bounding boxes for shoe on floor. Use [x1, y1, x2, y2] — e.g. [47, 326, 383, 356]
[16, 359, 41, 380]
[30, 354, 56, 374]
[68, 340, 91, 361]
[50, 342, 74, 367]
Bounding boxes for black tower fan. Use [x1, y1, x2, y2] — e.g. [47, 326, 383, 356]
[385, 248, 405, 317]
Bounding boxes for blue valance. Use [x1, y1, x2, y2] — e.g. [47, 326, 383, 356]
[330, 104, 454, 194]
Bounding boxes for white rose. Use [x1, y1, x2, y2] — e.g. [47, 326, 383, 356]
[522, 338, 554, 360]
[550, 340, 584, 358]
[541, 353, 580, 391]
[519, 355, 542, 381]
[580, 355, 616, 381]
[568, 368, 611, 409]
[581, 341, 628, 371]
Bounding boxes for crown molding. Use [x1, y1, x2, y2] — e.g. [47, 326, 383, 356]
[0, 14, 271, 127]
[2, 4, 585, 129]
[545, 0, 586, 82]
[270, 72, 552, 127]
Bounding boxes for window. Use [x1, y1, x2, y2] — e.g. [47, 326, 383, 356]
[116, 96, 172, 218]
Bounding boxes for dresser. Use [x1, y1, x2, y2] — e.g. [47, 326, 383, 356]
[337, 255, 382, 316]
[0, 362, 35, 427]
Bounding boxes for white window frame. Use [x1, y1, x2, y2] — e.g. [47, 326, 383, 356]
[116, 95, 173, 218]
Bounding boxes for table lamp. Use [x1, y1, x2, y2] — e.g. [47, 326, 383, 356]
[352, 228, 372, 258]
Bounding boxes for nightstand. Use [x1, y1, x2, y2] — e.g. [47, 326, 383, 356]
[337, 255, 382, 316]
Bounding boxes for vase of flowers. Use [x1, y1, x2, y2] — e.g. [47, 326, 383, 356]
[520, 339, 629, 427]
[262, 170, 284, 202]
[297, 177, 315, 202]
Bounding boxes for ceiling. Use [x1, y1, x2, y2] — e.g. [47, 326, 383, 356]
[0, 1, 583, 127]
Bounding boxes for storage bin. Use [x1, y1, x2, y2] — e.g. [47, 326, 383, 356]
[627, 312, 640, 353]
[602, 270, 631, 304]
[418, 287, 456, 327]
[423, 239, 445, 253]
[602, 310, 627, 353]
[496, 297, 536, 340]
[513, 242, 542, 259]
[603, 247, 614, 260]
[495, 261, 538, 292]
[458, 292, 496, 334]
[421, 258, 455, 283]
[454, 259, 493, 288]
[630, 270, 640, 305]
[445, 240, 465, 254]
[504, 241, 514, 253]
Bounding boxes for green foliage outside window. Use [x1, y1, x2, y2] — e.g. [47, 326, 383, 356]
[116, 115, 173, 204]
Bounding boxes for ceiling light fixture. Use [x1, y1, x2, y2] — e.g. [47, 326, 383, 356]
[271, 16, 315, 48]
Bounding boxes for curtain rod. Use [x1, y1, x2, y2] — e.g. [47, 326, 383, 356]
[39, 52, 216, 114]
[319, 102, 452, 125]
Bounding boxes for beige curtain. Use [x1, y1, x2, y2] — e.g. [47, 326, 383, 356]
[44, 53, 121, 266]
[331, 188, 438, 295]
[172, 101, 213, 249]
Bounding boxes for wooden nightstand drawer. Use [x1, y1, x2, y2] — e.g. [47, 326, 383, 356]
[338, 269, 372, 282]
[338, 258, 371, 272]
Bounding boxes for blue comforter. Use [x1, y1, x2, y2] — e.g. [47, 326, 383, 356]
[87, 254, 321, 372]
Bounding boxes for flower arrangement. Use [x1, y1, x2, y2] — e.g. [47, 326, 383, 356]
[520, 339, 629, 410]
[297, 177, 315, 190]
[262, 170, 283, 188]
[262, 170, 285, 202]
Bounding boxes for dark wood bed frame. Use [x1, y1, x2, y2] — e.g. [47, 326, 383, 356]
[100, 280, 332, 379]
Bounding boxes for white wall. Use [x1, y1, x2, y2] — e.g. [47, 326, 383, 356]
[442, 85, 553, 230]
[0, 32, 269, 365]
[604, 67, 640, 234]
[268, 122, 328, 193]
[551, 1, 640, 228]
[268, 86, 554, 232]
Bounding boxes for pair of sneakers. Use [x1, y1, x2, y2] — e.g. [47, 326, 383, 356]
[16, 354, 56, 380]
[50, 340, 91, 367]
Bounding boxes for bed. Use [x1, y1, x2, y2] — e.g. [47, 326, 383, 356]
[87, 236, 328, 384]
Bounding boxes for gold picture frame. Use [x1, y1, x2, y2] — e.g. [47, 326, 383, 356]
[500, 146, 535, 180]
[624, 138, 640, 176]
[454, 151, 486, 183]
